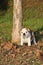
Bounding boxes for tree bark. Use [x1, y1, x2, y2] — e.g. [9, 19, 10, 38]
[12, 0, 22, 44]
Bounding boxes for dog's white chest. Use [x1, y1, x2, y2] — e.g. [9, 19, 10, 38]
[23, 37, 30, 43]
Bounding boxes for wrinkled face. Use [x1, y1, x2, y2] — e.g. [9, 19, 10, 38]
[21, 28, 28, 37]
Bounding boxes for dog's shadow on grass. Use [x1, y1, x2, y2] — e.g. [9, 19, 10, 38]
[35, 27, 43, 42]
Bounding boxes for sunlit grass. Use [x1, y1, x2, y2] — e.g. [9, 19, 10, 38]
[23, 18, 43, 31]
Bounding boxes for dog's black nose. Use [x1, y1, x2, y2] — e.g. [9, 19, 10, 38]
[23, 33, 25, 36]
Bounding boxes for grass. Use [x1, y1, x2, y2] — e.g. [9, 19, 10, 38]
[0, 10, 13, 40]
[23, 18, 43, 31]
[0, 0, 43, 42]
[0, 0, 13, 41]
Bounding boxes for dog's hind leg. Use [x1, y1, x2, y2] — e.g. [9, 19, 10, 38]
[32, 32, 37, 45]
[33, 37, 37, 45]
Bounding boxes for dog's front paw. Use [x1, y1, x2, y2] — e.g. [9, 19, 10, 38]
[28, 43, 31, 46]
[21, 43, 23, 46]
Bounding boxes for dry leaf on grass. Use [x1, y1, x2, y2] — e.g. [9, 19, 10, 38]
[3, 42, 12, 50]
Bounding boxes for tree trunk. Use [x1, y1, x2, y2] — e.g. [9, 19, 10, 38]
[12, 0, 22, 44]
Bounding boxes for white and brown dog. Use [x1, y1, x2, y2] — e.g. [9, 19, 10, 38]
[21, 28, 37, 46]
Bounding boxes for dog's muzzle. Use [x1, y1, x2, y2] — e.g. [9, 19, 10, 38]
[23, 33, 25, 36]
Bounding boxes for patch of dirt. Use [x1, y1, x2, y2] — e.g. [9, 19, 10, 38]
[0, 41, 43, 65]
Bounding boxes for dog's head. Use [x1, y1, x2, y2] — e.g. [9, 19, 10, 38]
[21, 28, 30, 38]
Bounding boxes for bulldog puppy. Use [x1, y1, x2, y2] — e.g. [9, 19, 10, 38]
[21, 28, 37, 46]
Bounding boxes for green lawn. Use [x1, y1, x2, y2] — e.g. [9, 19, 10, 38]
[0, 10, 13, 41]
[23, 18, 43, 31]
